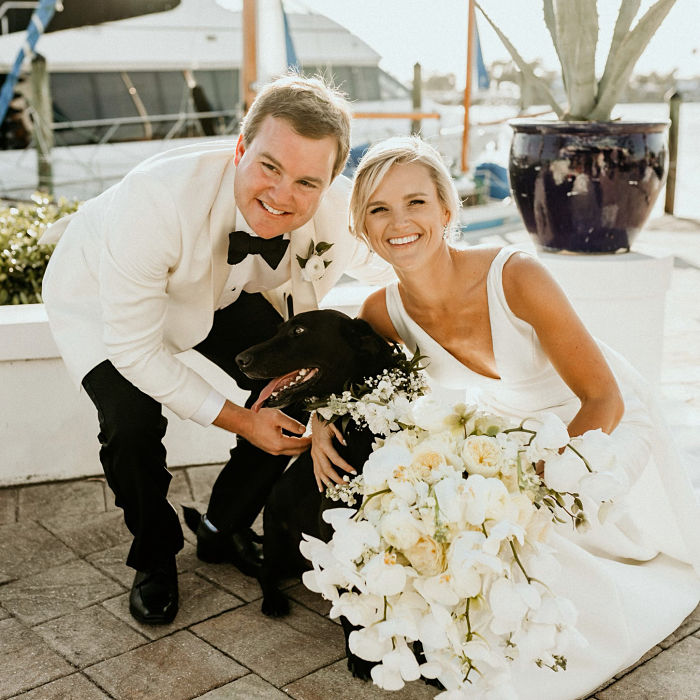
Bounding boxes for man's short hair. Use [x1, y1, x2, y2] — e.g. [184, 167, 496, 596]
[241, 73, 352, 180]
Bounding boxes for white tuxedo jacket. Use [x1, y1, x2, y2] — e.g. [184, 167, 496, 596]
[41, 140, 391, 421]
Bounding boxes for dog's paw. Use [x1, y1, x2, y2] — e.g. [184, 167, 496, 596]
[261, 589, 290, 618]
[347, 652, 375, 681]
[423, 676, 446, 690]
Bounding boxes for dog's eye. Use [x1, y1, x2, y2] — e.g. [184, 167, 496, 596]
[291, 326, 306, 336]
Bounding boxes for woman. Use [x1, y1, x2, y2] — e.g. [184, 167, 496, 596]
[311, 136, 700, 699]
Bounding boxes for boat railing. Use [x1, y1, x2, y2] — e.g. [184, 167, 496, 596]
[50, 108, 241, 145]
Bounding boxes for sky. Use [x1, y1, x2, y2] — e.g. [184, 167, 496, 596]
[229, 0, 700, 86]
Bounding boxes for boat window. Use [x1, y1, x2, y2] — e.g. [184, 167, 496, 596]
[128, 71, 190, 138]
[300, 65, 407, 102]
[193, 70, 239, 112]
[51, 72, 142, 145]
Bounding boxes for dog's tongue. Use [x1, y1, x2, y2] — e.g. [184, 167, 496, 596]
[251, 370, 300, 413]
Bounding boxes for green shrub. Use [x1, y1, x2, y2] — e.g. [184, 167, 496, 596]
[0, 193, 80, 305]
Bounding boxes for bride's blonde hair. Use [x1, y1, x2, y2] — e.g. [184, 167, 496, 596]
[349, 136, 460, 244]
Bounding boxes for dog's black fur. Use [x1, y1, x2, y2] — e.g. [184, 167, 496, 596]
[185, 309, 402, 680]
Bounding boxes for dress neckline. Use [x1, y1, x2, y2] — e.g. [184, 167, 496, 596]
[392, 249, 509, 384]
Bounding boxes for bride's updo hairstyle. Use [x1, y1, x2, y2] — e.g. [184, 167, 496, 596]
[349, 136, 460, 244]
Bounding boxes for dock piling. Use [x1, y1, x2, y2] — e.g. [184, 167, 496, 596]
[664, 90, 680, 215]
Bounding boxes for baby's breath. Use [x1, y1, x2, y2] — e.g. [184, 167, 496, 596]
[307, 347, 429, 437]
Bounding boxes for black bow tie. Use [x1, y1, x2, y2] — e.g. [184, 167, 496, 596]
[227, 230, 290, 269]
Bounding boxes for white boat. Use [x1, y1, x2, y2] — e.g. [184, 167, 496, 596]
[0, 0, 470, 197]
[0, 0, 516, 238]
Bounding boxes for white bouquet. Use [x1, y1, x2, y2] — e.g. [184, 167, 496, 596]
[302, 390, 628, 698]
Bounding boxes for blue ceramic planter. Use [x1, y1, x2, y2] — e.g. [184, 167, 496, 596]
[508, 120, 669, 253]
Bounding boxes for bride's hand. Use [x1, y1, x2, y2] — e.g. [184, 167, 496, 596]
[310, 412, 357, 492]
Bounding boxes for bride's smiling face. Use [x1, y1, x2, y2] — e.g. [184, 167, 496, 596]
[363, 161, 450, 266]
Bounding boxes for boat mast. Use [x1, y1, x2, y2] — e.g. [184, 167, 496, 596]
[461, 0, 476, 173]
[242, 0, 257, 113]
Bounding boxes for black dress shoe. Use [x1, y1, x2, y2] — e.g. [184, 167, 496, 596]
[194, 515, 263, 577]
[129, 560, 178, 625]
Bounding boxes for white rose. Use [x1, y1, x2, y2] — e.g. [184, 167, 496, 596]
[380, 508, 423, 550]
[409, 395, 454, 432]
[301, 255, 327, 282]
[462, 435, 503, 477]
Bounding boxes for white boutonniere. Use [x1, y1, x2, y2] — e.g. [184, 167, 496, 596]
[297, 240, 333, 282]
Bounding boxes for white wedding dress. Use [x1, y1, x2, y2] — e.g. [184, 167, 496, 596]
[385, 246, 700, 699]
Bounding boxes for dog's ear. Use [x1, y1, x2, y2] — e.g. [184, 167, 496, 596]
[342, 318, 392, 357]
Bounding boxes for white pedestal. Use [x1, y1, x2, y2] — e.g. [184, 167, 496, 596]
[537, 251, 674, 385]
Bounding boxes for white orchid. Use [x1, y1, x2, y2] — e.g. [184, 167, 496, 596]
[543, 447, 589, 492]
[348, 626, 393, 663]
[524, 413, 571, 461]
[370, 637, 422, 690]
[362, 442, 413, 491]
[330, 590, 384, 627]
[362, 551, 409, 596]
[301, 390, 625, 693]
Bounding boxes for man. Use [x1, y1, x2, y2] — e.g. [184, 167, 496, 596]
[41, 74, 390, 625]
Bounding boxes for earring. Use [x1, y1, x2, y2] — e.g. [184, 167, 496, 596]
[443, 224, 449, 240]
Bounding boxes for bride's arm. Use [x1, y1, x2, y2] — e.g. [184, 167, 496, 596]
[357, 288, 403, 342]
[502, 253, 624, 437]
[310, 289, 403, 490]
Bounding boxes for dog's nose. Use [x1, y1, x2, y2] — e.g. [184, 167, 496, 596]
[236, 351, 252, 368]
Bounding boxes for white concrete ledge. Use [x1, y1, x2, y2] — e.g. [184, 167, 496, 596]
[0, 293, 365, 487]
[0, 303, 59, 361]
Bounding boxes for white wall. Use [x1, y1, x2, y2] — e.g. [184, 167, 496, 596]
[0, 305, 248, 486]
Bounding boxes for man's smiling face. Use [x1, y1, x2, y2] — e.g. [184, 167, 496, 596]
[233, 115, 338, 239]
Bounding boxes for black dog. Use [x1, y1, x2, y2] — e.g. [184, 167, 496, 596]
[185, 309, 402, 679]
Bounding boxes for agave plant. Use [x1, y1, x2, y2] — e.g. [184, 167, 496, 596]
[475, 0, 677, 121]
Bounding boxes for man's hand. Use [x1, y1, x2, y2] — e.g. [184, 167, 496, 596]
[213, 400, 310, 455]
[310, 412, 356, 492]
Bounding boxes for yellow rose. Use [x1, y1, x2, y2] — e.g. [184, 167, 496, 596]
[404, 535, 446, 576]
[462, 435, 503, 477]
[411, 450, 445, 480]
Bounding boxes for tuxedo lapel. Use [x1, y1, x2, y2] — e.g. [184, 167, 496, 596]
[208, 159, 239, 305]
[289, 219, 319, 314]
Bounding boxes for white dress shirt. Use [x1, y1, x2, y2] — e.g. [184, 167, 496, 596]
[192, 209, 292, 425]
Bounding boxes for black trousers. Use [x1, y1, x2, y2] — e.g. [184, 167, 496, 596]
[81, 292, 306, 571]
